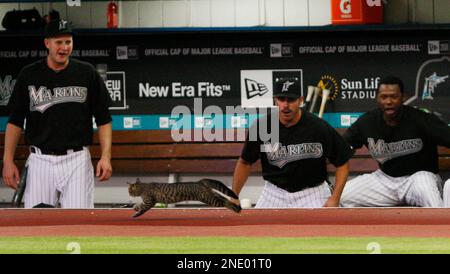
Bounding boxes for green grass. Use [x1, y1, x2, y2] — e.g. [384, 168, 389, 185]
[1, 236, 450, 254]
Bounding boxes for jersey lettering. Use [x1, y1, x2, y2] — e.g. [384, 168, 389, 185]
[28, 85, 87, 112]
[368, 137, 423, 163]
[265, 142, 323, 168]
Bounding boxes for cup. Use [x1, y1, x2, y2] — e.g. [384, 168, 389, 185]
[240, 198, 252, 209]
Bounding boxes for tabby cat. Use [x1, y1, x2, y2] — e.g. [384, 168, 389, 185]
[127, 178, 241, 217]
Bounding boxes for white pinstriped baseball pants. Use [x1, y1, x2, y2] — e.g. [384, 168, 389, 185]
[255, 181, 331, 208]
[24, 147, 94, 208]
[340, 170, 443, 207]
[444, 179, 450, 208]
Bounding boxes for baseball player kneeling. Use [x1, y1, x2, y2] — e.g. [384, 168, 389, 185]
[340, 76, 450, 207]
[232, 76, 352, 208]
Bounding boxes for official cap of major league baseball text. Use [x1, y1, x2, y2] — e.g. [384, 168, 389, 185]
[45, 19, 73, 38]
[273, 76, 301, 98]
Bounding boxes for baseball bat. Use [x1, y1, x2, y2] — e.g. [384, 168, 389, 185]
[302, 85, 315, 109]
[309, 87, 321, 113]
[318, 88, 330, 118]
[11, 165, 28, 208]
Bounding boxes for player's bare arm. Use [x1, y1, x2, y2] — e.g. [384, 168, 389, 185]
[2, 123, 22, 189]
[96, 122, 112, 181]
[324, 162, 349, 207]
[232, 157, 252, 204]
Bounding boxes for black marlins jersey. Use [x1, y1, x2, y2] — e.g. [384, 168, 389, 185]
[241, 111, 352, 192]
[7, 58, 112, 150]
[344, 105, 450, 177]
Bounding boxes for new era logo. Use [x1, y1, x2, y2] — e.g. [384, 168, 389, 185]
[270, 43, 293, 58]
[428, 41, 440, 55]
[116, 46, 139, 60]
[245, 78, 269, 99]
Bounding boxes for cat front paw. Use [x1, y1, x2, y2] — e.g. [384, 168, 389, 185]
[133, 210, 145, 218]
[133, 203, 142, 212]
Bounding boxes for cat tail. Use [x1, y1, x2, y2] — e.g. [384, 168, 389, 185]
[200, 179, 239, 199]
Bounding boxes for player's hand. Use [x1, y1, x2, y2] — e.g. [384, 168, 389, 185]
[2, 161, 20, 190]
[96, 157, 112, 181]
[323, 196, 340, 207]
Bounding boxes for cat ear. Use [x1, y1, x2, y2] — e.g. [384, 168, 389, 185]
[136, 178, 141, 183]
[126, 181, 132, 185]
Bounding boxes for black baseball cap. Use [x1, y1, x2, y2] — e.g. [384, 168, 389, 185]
[273, 76, 302, 98]
[44, 19, 73, 38]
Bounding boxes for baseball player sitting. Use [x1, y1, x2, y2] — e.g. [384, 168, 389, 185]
[340, 76, 450, 207]
[2, 19, 113, 208]
[232, 76, 352, 208]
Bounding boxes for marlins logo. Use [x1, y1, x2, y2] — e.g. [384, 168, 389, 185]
[59, 20, 68, 30]
[281, 80, 295, 92]
[28, 85, 87, 113]
[422, 72, 448, 100]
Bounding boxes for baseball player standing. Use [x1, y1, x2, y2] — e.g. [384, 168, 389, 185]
[340, 76, 450, 207]
[232, 77, 352, 208]
[2, 19, 113, 208]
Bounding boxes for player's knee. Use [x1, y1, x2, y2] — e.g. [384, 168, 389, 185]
[410, 171, 436, 180]
[444, 179, 450, 208]
[444, 179, 450, 192]
[410, 171, 440, 188]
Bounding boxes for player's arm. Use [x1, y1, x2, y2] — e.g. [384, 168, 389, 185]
[232, 157, 253, 196]
[96, 122, 112, 181]
[2, 123, 22, 189]
[324, 162, 349, 207]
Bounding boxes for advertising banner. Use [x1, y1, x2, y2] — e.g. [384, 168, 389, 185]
[1, 29, 449, 131]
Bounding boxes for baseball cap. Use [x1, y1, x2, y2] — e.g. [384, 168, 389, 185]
[44, 19, 73, 38]
[273, 76, 302, 98]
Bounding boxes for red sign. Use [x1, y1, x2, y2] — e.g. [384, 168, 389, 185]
[331, 0, 383, 25]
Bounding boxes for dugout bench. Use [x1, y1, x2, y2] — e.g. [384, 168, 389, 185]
[2, 129, 450, 177]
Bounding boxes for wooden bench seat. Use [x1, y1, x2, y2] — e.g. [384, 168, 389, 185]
[1, 130, 450, 176]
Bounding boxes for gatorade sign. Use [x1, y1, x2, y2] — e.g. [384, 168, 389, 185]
[331, 0, 383, 25]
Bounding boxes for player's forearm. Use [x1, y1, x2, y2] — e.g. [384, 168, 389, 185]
[97, 122, 112, 160]
[232, 158, 252, 196]
[3, 123, 22, 163]
[330, 162, 350, 201]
